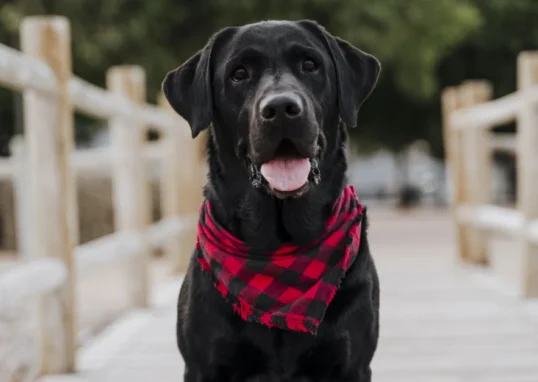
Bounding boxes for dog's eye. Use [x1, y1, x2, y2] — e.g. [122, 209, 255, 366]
[231, 67, 249, 82]
[302, 59, 318, 73]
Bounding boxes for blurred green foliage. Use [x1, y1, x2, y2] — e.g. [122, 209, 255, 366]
[1, 0, 537, 157]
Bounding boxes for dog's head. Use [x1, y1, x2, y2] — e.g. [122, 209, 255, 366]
[163, 20, 380, 199]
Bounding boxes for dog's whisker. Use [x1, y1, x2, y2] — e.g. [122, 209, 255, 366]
[309, 158, 321, 185]
[249, 163, 264, 188]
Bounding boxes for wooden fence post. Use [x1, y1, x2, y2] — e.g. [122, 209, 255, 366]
[460, 80, 493, 265]
[516, 52, 538, 297]
[21, 16, 78, 374]
[157, 93, 183, 271]
[441, 86, 467, 261]
[10, 136, 33, 259]
[107, 66, 151, 307]
[443, 81, 493, 264]
[158, 93, 205, 273]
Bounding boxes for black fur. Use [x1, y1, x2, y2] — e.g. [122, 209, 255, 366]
[163, 20, 381, 382]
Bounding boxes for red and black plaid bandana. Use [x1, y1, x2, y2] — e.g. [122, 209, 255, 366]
[196, 185, 363, 335]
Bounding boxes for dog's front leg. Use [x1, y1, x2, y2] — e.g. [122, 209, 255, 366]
[183, 368, 225, 382]
[244, 374, 280, 382]
[183, 368, 198, 382]
[185, 372, 278, 382]
[183, 368, 218, 382]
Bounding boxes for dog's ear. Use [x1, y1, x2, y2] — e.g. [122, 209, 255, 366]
[162, 27, 237, 138]
[330, 37, 381, 127]
[298, 20, 381, 128]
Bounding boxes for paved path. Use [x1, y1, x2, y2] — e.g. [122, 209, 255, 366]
[41, 208, 538, 382]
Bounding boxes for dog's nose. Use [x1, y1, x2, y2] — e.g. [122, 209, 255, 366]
[260, 92, 303, 121]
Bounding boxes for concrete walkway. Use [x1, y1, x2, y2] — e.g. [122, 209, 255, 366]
[41, 208, 538, 382]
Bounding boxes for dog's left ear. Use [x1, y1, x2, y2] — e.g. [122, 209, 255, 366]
[162, 27, 237, 138]
[298, 20, 381, 128]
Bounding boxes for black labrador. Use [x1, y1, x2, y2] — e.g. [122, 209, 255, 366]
[162, 20, 381, 382]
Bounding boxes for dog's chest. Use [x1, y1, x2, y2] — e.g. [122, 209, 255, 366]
[231, 322, 353, 380]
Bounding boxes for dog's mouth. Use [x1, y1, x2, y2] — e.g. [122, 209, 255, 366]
[249, 139, 321, 198]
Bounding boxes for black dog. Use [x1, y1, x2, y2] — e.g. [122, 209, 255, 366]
[162, 20, 381, 382]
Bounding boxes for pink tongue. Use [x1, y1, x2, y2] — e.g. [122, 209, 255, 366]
[260, 158, 311, 192]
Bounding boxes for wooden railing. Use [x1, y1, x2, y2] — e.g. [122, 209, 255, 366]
[441, 51, 538, 298]
[0, 15, 205, 377]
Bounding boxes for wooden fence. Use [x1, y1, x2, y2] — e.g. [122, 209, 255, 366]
[442, 51, 538, 298]
[0, 15, 205, 377]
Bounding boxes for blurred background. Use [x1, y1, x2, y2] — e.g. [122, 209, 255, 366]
[0, 0, 530, 209]
[1, 1, 538, 381]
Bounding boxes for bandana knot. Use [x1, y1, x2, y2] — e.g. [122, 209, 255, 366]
[196, 185, 363, 335]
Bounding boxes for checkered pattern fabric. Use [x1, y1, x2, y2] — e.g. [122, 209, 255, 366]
[196, 185, 363, 335]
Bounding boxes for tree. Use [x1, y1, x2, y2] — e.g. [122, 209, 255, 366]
[0, 0, 492, 157]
